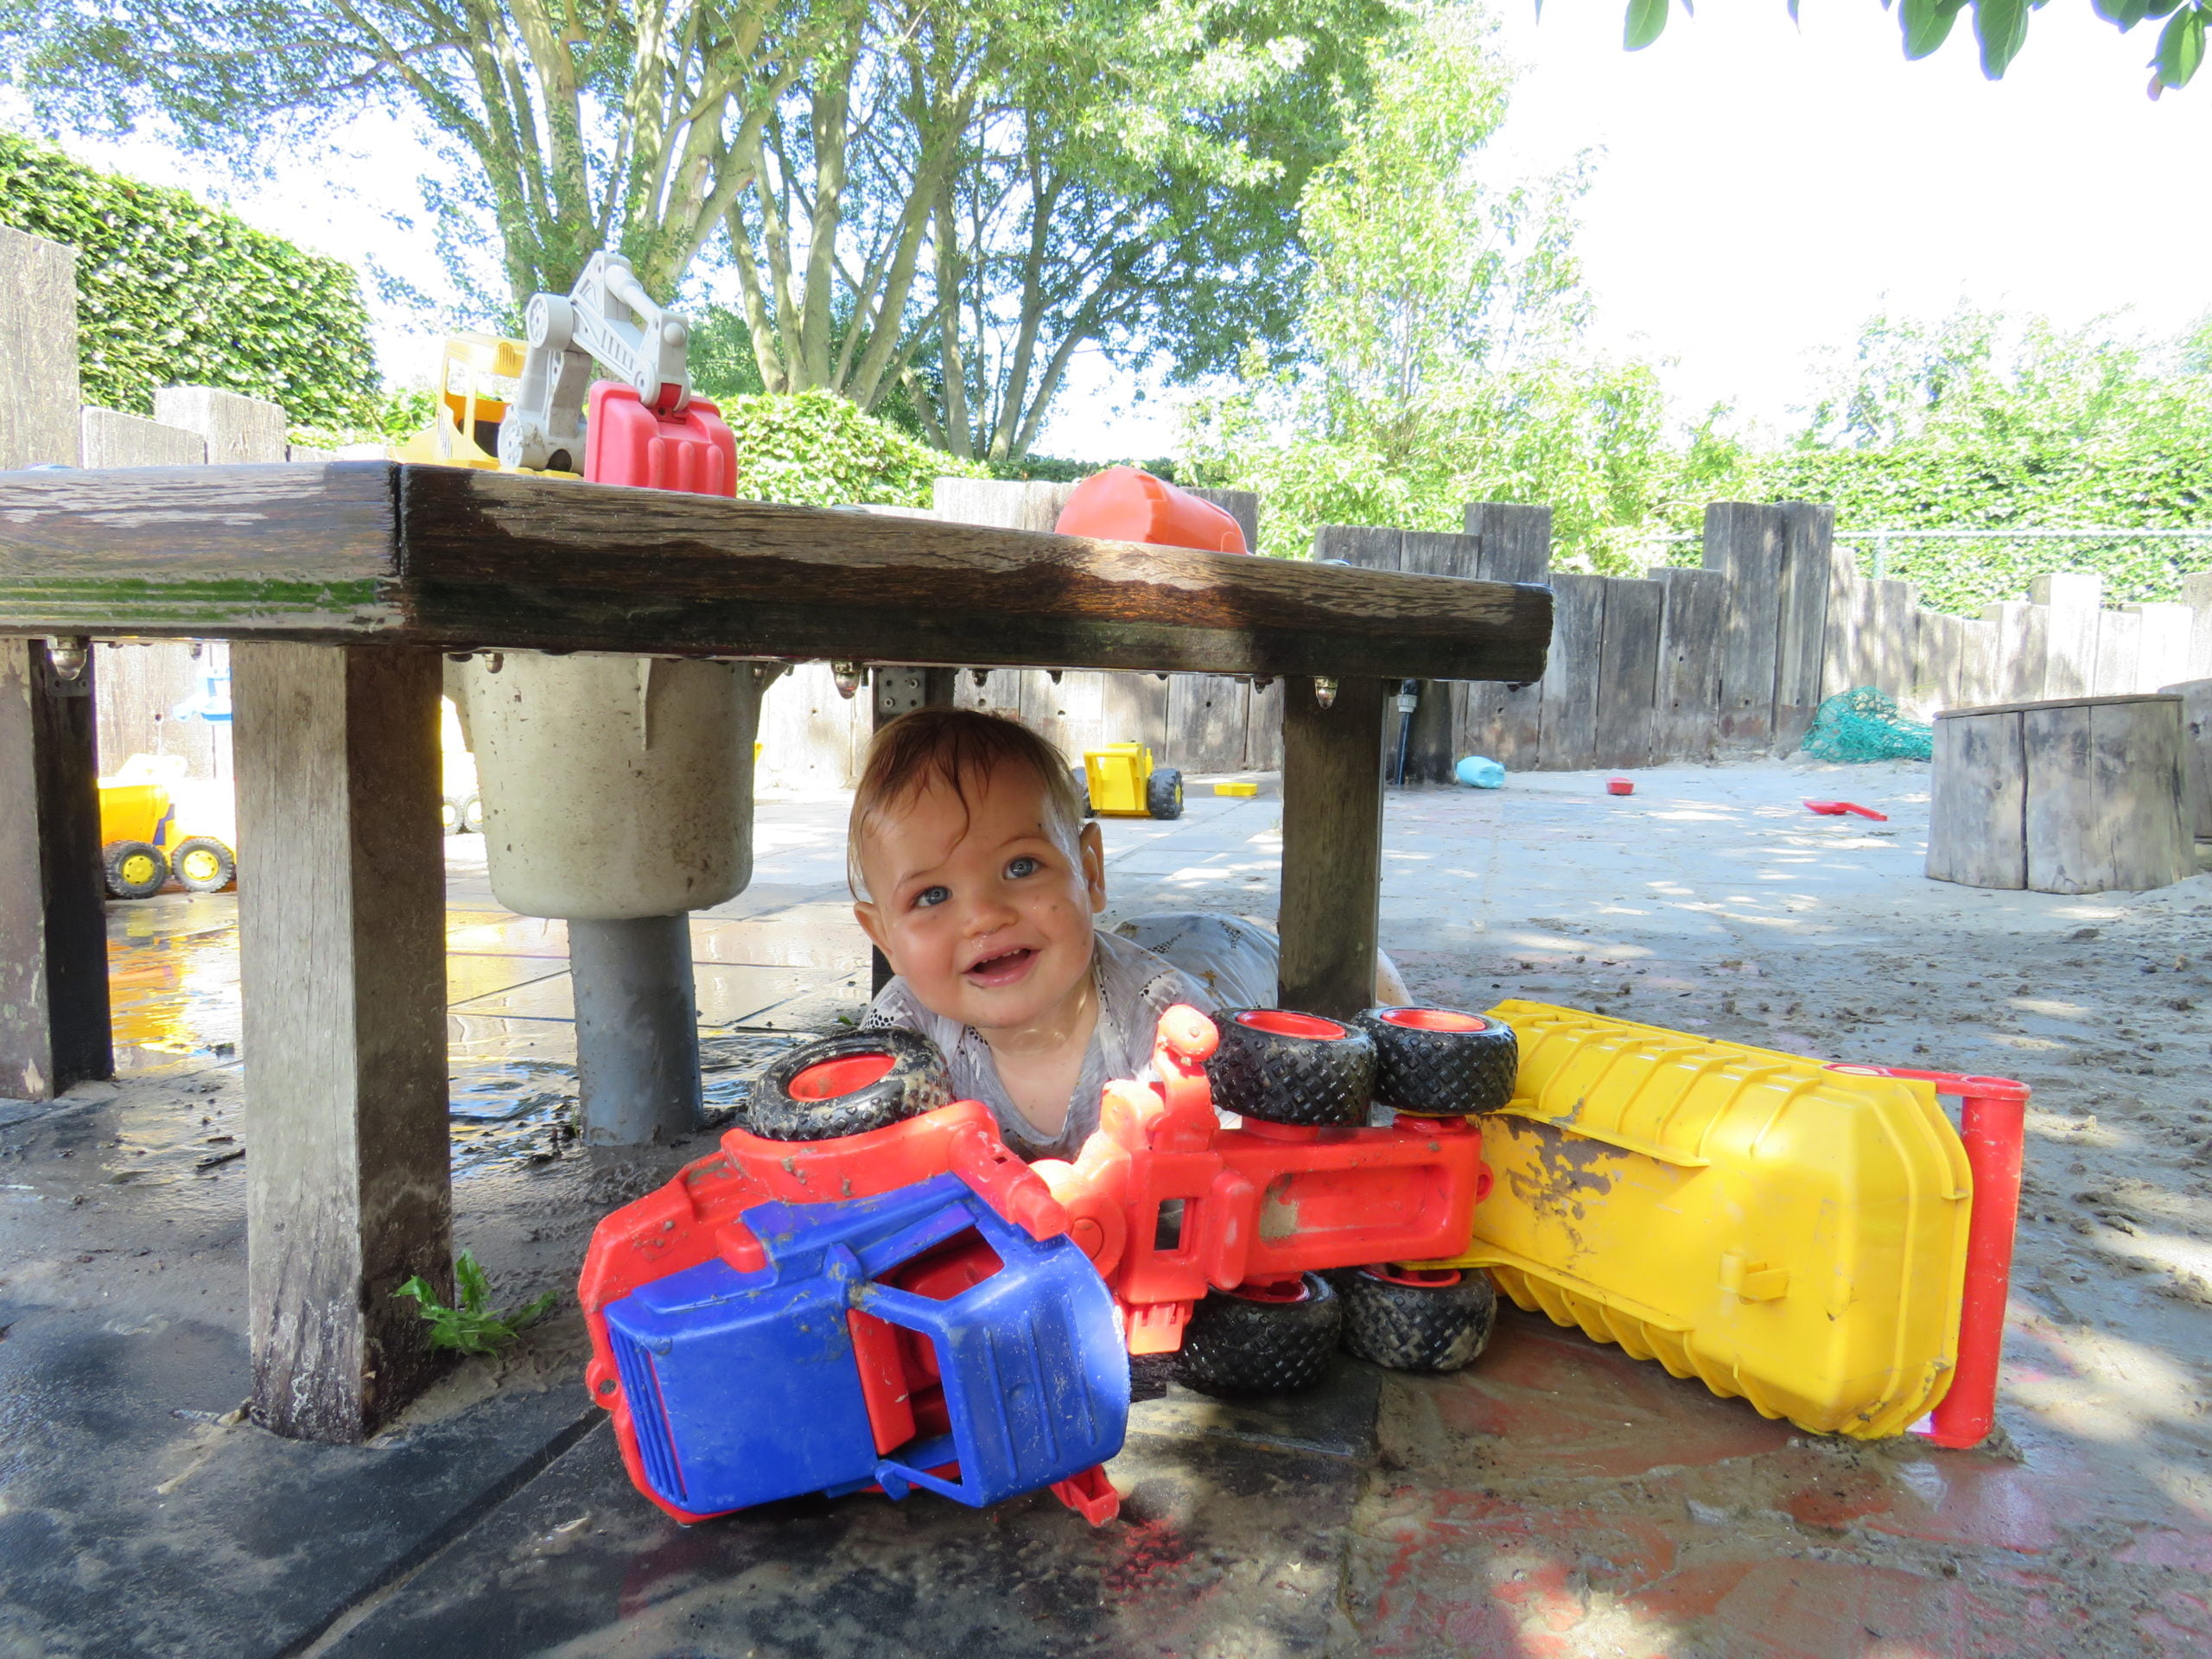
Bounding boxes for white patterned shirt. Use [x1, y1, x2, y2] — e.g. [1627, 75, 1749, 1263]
[861, 912, 1279, 1161]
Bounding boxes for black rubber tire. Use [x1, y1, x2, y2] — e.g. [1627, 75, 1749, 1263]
[439, 795, 465, 835]
[1146, 766, 1184, 820]
[1204, 1008, 1376, 1128]
[1176, 1274, 1342, 1395]
[461, 793, 485, 833]
[747, 1029, 952, 1141]
[169, 836, 236, 893]
[1340, 1267, 1497, 1373]
[1353, 1007, 1519, 1117]
[103, 840, 168, 900]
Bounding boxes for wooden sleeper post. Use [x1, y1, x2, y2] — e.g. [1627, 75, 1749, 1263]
[232, 643, 451, 1440]
[1277, 675, 1388, 1019]
[0, 639, 111, 1100]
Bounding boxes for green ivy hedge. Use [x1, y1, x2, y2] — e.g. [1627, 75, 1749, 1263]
[0, 131, 380, 429]
[1742, 435, 2212, 613]
[715, 389, 985, 508]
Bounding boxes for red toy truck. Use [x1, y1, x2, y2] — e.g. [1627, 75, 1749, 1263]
[577, 1001, 1515, 1524]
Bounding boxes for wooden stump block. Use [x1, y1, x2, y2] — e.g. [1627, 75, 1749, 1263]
[1928, 709, 2027, 890]
[1929, 694, 2191, 895]
[2158, 677, 2212, 840]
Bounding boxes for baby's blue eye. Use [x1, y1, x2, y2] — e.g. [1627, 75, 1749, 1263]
[1006, 855, 1041, 879]
[913, 885, 950, 909]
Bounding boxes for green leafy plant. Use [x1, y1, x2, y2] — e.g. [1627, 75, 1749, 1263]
[0, 131, 382, 428]
[714, 389, 985, 510]
[394, 1252, 558, 1357]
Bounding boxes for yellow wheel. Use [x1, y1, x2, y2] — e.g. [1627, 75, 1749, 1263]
[103, 840, 168, 900]
[171, 836, 237, 893]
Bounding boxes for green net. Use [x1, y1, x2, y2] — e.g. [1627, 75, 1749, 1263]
[1800, 686, 1934, 764]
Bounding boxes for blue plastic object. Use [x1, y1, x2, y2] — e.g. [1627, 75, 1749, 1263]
[601, 1172, 1128, 1516]
[1456, 755, 1506, 788]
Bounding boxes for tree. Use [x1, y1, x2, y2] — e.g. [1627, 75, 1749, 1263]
[3, 0, 1388, 461]
[1730, 306, 2212, 611]
[715, 0, 1393, 461]
[1616, 0, 2209, 96]
[0, 0, 847, 311]
[1181, 4, 1730, 565]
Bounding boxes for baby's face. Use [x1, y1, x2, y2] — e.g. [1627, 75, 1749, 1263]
[854, 765, 1106, 1036]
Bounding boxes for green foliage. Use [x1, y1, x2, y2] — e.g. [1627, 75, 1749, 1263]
[716, 389, 985, 508]
[393, 1252, 557, 1357]
[1727, 308, 2212, 613]
[288, 386, 439, 452]
[1180, 5, 1719, 569]
[0, 130, 380, 428]
[1617, 0, 2211, 91]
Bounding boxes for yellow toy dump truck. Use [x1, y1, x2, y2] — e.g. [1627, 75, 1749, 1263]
[97, 754, 238, 899]
[1079, 742, 1184, 820]
[1415, 1000, 2024, 1446]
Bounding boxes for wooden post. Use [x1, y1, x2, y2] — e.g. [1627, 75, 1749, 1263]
[1982, 601, 2049, 704]
[0, 226, 79, 471]
[1928, 709, 2028, 890]
[1461, 504, 1551, 771]
[2031, 572, 2101, 700]
[1397, 530, 1484, 782]
[870, 665, 959, 992]
[2090, 607, 2141, 698]
[1773, 504, 1838, 751]
[1653, 566, 1726, 762]
[1704, 503, 1785, 750]
[2131, 602, 2193, 691]
[232, 643, 450, 1441]
[1535, 573, 1604, 771]
[152, 385, 289, 464]
[0, 639, 111, 1099]
[1278, 676, 1386, 1019]
[0, 227, 109, 1102]
[2184, 573, 2212, 681]
[2156, 677, 2212, 840]
[1594, 576, 1662, 769]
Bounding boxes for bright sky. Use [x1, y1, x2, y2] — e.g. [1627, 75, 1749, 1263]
[1044, 0, 2212, 454]
[33, 2, 2212, 456]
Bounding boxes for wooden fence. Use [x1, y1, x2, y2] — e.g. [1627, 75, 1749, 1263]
[15, 217, 2212, 791]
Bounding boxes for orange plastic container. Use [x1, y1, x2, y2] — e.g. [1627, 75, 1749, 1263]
[1053, 467, 1247, 553]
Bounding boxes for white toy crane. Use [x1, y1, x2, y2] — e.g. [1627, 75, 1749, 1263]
[497, 251, 695, 473]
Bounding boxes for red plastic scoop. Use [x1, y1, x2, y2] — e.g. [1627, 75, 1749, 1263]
[1804, 800, 1887, 821]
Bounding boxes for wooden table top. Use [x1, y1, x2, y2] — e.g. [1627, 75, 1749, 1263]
[0, 463, 1553, 682]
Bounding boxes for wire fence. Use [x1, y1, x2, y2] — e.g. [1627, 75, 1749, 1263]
[1630, 527, 2212, 582]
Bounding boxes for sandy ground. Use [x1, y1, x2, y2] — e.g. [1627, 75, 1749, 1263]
[5, 754, 2209, 1655]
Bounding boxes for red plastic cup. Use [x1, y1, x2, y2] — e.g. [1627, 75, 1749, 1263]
[1606, 777, 1634, 796]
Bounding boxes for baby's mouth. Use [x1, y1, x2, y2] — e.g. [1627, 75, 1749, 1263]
[963, 947, 1039, 988]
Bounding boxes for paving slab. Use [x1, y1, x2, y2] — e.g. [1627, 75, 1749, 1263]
[323, 1387, 1374, 1659]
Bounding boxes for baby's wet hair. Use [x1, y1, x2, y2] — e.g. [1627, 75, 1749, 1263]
[848, 707, 1088, 899]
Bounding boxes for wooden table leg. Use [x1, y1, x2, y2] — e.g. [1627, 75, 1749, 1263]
[868, 666, 959, 996]
[0, 638, 111, 1099]
[1278, 676, 1388, 1019]
[232, 643, 451, 1440]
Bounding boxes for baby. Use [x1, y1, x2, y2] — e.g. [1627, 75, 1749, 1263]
[850, 708, 1282, 1162]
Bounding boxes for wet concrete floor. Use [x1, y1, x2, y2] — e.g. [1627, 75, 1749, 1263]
[4, 766, 2209, 1656]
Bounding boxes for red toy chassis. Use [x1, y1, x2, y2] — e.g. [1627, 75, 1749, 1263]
[578, 1006, 1492, 1523]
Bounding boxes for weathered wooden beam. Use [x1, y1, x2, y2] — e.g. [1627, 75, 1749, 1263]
[1278, 676, 1387, 1020]
[0, 465, 1553, 684]
[233, 642, 450, 1441]
[0, 639, 111, 1099]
